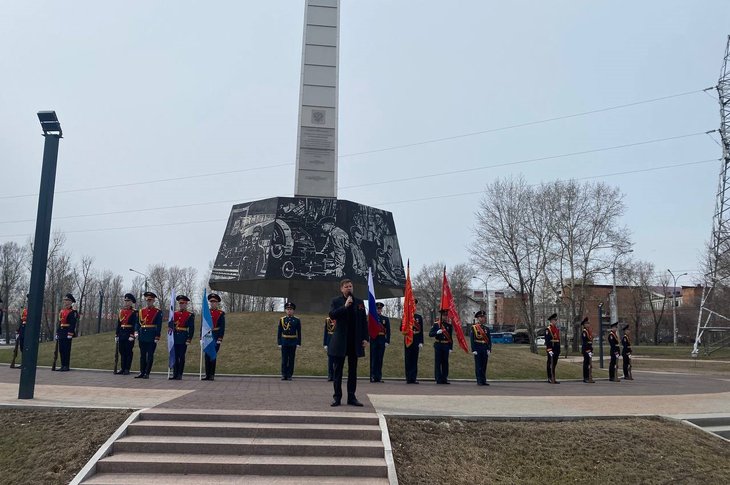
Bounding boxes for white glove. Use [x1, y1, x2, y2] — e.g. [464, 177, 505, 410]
[436, 329, 443, 335]
[67, 335, 72, 339]
[323, 345, 328, 350]
[134, 332, 139, 339]
[54, 334, 58, 341]
[115, 336, 119, 343]
[588, 352, 593, 358]
[128, 336, 134, 342]
[449, 349, 453, 353]
[217, 339, 222, 344]
[185, 341, 190, 345]
[487, 350, 491, 355]
[548, 351, 553, 357]
[418, 343, 423, 349]
[297, 345, 301, 348]
[278, 345, 282, 349]
[385, 343, 389, 347]
[472, 351, 478, 355]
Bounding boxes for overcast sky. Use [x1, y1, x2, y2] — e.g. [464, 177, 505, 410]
[1, 0, 728, 292]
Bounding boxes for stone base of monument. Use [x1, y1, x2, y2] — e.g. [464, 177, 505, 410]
[210, 196, 405, 312]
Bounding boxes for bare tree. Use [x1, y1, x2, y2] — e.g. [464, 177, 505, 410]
[647, 271, 671, 345]
[0, 242, 29, 341]
[617, 259, 654, 344]
[147, 264, 169, 310]
[42, 233, 73, 339]
[469, 176, 556, 353]
[412, 261, 475, 325]
[543, 180, 630, 351]
[72, 256, 94, 336]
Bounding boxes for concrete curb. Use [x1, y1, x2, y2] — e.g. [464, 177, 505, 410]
[377, 413, 398, 485]
[70, 408, 145, 485]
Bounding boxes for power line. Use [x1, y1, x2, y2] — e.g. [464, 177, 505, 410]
[0, 130, 712, 225]
[338, 88, 711, 158]
[340, 131, 713, 190]
[0, 87, 711, 201]
[0, 157, 718, 239]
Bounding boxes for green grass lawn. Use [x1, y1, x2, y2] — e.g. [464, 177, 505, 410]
[0, 311, 598, 380]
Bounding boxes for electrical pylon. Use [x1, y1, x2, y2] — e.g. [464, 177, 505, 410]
[693, 35, 730, 357]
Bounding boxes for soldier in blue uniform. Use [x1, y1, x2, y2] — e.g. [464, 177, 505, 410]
[404, 299, 424, 384]
[370, 302, 391, 383]
[55, 293, 78, 372]
[581, 317, 595, 383]
[608, 321, 621, 382]
[170, 295, 195, 380]
[278, 301, 301, 380]
[429, 309, 453, 384]
[134, 292, 162, 379]
[203, 293, 225, 381]
[470, 310, 492, 386]
[621, 324, 634, 380]
[115, 293, 139, 375]
[323, 317, 336, 381]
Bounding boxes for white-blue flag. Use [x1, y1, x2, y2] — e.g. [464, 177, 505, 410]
[201, 289, 217, 360]
[168, 288, 176, 369]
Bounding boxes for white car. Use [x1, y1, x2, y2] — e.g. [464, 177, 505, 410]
[536, 336, 545, 346]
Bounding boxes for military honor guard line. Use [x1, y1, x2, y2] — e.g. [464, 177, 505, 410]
[11, 278, 637, 406]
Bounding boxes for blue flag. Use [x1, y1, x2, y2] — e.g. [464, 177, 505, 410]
[167, 288, 176, 369]
[201, 289, 217, 360]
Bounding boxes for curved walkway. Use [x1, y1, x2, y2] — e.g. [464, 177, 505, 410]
[1, 365, 728, 419]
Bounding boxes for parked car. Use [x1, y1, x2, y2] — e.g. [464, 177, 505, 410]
[512, 331, 530, 344]
[491, 332, 514, 344]
[536, 336, 545, 346]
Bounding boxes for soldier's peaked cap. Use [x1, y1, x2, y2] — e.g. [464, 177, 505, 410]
[581, 317, 589, 325]
[610, 322, 618, 328]
[176, 295, 190, 302]
[547, 313, 558, 321]
[285, 301, 296, 309]
[64, 293, 76, 303]
[474, 310, 486, 318]
[143, 291, 158, 299]
[124, 293, 137, 303]
[376, 302, 385, 308]
[207, 293, 221, 302]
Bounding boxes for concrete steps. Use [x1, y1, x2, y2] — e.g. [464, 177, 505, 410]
[686, 415, 730, 441]
[83, 474, 389, 484]
[80, 409, 389, 484]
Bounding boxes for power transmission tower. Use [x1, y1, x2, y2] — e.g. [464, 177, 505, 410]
[693, 35, 730, 357]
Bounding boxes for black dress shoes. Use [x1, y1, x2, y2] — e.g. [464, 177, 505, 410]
[134, 373, 145, 379]
[347, 399, 364, 407]
[330, 399, 341, 407]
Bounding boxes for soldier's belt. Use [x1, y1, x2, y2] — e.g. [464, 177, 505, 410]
[140, 325, 156, 328]
[435, 341, 450, 344]
[282, 335, 298, 339]
[377, 333, 386, 336]
[120, 325, 133, 329]
[174, 327, 188, 331]
[550, 340, 560, 343]
[59, 324, 70, 328]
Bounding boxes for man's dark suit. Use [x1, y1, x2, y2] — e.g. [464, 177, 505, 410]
[328, 294, 368, 404]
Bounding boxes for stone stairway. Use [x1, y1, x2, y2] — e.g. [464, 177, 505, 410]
[81, 409, 390, 484]
[685, 415, 730, 441]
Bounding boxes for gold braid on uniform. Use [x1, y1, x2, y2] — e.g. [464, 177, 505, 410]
[280, 317, 291, 331]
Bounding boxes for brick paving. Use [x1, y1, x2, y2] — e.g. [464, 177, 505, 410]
[1, 364, 729, 415]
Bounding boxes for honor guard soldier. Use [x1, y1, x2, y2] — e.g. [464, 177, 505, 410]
[278, 302, 301, 380]
[608, 322, 621, 382]
[115, 293, 139, 375]
[470, 310, 492, 386]
[429, 309, 453, 384]
[545, 313, 560, 384]
[404, 299, 424, 384]
[203, 293, 225, 381]
[370, 302, 391, 383]
[135, 292, 162, 379]
[323, 317, 336, 381]
[621, 324, 634, 380]
[170, 295, 194, 380]
[55, 294, 78, 372]
[581, 317, 595, 383]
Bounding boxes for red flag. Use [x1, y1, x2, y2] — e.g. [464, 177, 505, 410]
[440, 267, 469, 353]
[401, 260, 415, 347]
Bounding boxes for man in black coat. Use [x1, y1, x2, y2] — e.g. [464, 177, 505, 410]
[328, 279, 369, 407]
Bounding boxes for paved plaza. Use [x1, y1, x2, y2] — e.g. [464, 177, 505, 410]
[2, 365, 729, 420]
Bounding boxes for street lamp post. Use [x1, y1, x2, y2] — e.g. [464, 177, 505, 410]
[472, 274, 491, 327]
[129, 268, 148, 296]
[668, 269, 687, 347]
[19, 111, 63, 400]
[611, 249, 634, 326]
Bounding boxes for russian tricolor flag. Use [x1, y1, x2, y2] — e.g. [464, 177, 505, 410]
[367, 267, 380, 339]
